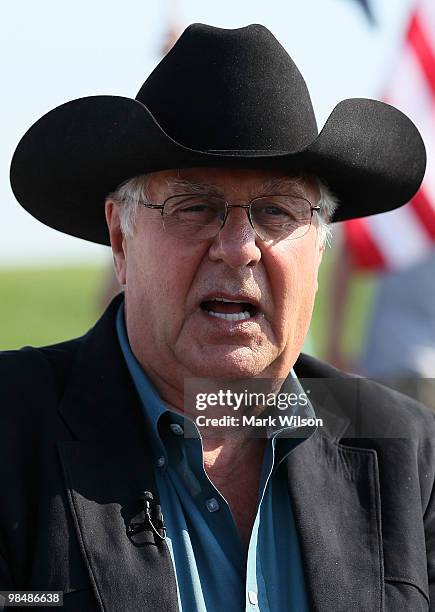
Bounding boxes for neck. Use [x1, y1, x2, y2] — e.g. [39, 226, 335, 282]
[202, 434, 265, 478]
[203, 434, 266, 550]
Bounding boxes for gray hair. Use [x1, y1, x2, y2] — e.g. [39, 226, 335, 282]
[314, 181, 338, 247]
[106, 172, 338, 246]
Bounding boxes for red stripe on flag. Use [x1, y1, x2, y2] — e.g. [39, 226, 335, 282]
[411, 189, 435, 240]
[408, 13, 435, 97]
[344, 218, 386, 271]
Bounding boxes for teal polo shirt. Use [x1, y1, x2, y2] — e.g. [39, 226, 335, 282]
[116, 302, 315, 611]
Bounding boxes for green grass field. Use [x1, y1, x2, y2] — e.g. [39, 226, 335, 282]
[0, 265, 108, 350]
[0, 256, 374, 357]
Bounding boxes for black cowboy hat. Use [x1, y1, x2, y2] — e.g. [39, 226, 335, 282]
[10, 23, 426, 245]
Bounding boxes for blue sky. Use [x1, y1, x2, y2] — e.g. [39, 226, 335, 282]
[1, 0, 412, 266]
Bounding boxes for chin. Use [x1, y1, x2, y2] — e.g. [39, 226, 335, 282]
[186, 346, 275, 379]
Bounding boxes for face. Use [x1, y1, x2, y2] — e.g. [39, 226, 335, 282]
[106, 167, 324, 397]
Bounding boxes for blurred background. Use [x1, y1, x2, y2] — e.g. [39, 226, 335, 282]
[2, 0, 434, 403]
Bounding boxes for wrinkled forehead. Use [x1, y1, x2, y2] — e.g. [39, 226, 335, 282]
[145, 167, 320, 201]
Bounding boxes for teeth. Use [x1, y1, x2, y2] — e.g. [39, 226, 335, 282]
[207, 310, 252, 321]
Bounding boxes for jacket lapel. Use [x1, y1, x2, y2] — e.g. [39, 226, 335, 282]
[57, 295, 179, 612]
[291, 357, 383, 612]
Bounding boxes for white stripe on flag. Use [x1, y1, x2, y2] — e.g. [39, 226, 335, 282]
[423, 164, 435, 209]
[366, 205, 433, 269]
[419, 0, 435, 59]
[386, 45, 433, 130]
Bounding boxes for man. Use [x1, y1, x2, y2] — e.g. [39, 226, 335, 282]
[2, 23, 434, 612]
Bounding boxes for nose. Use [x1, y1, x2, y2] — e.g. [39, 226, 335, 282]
[208, 206, 262, 268]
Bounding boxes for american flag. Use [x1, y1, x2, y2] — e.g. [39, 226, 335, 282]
[344, 0, 435, 271]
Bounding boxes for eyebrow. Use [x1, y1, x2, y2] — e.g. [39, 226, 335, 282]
[164, 175, 307, 198]
[164, 179, 224, 197]
[258, 176, 307, 196]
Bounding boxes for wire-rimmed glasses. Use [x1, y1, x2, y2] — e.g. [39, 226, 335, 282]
[142, 193, 321, 241]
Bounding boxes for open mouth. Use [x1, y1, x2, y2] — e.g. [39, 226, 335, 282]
[200, 297, 259, 321]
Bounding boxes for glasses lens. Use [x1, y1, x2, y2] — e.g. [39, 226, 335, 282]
[251, 196, 313, 240]
[162, 195, 225, 240]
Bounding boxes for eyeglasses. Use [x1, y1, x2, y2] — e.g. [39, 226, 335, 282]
[142, 193, 321, 242]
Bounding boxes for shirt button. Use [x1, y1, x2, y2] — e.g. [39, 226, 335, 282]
[170, 423, 184, 435]
[205, 497, 220, 512]
[156, 456, 166, 468]
[248, 591, 258, 605]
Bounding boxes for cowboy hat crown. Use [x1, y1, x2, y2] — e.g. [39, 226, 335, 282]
[10, 23, 426, 245]
[137, 23, 318, 152]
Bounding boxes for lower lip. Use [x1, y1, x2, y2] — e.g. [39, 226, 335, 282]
[199, 308, 263, 329]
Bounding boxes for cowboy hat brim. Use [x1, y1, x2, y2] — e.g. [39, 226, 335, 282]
[10, 94, 426, 245]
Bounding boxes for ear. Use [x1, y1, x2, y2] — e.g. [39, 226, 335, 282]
[105, 200, 127, 286]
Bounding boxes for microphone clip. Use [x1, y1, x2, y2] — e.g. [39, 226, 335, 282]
[128, 491, 166, 542]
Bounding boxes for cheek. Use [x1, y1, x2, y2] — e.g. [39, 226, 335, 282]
[126, 233, 205, 331]
[267, 242, 321, 337]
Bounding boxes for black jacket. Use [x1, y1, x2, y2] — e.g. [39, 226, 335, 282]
[1, 295, 434, 612]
